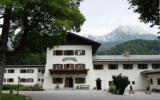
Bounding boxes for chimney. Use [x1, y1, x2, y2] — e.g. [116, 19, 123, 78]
[123, 51, 130, 57]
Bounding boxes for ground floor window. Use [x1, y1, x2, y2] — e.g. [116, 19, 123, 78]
[75, 78, 85, 84]
[3, 78, 6, 82]
[157, 78, 160, 85]
[7, 78, 14, 82]
[150, 79, 153, 85]
[108, 81, 113, 86]
[53, 78, 63, 84]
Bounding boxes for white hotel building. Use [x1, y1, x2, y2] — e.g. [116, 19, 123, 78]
[4, 33, 160, 91]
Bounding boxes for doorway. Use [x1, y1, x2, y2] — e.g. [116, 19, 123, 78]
[96, 78, 102, 90]
[65, 77, 73, 88]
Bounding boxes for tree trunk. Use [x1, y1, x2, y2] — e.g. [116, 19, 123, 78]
[0, 7, 12, 95]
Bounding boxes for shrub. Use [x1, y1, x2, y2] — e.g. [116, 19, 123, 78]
[108, 85, 117, 94]
[112, 74, 130, 95]
[3, 84, 44, 91]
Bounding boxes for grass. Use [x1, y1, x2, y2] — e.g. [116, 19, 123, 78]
[0, 93, 31, 100]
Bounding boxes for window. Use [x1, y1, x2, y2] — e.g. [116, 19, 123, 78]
[138, 64, 148, 69]
[27, 78, 34, 83]
[132, 81, 135, 85]
[108, 64, 118, 70]
[152, 64, 160, 69]
[20, 78, 27, 82]
[20, 69, 26, 73]
[42, 70, 45, 74]
[53, 50, 63, 55]
[53, 78, 63, 84]
[38, 78, 41, 81]
[75, 64, 85, 69]
[75, 78, 85, 84]
[42, 79, 44, 82]
[3, 78, 6, 82]
[8, 69, 14, 73]
[75, 50, 85, 55]
[123, 64, 133, 70]
[64, 64, 74, 69]
[150, 79, 153, 85]
[20, 69, 34, 73]
[53, 64, 63, 69]
[109, 81, 113, 86]
[93, 64, 103, 70]
[27, 69, 34, 73]
[157, 78, 160, 85]
[7, 78, 14, 82]
[64, 50, 74, 55]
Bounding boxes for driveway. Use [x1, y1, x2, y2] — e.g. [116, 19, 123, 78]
[19, 90, 160, 100]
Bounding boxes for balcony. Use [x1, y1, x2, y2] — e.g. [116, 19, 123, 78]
[49, 69, 89, 75]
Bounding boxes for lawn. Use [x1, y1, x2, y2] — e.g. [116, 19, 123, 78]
[1, 93, 31, 100]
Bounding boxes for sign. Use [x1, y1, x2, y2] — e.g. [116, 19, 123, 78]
[63, 57, 77, 62]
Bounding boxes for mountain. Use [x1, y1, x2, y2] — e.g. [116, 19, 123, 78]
[96, 39, 160, 55]
[86, 26, 158, 51]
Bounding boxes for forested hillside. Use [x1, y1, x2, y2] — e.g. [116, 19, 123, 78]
[97, 40, 160, 55]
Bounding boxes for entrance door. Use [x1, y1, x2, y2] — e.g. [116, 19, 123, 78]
[96, 78, 102, 90]
[65, 77, 73, 88]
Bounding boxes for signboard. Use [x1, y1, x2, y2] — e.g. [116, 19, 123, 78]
[63, 57, 77, 62]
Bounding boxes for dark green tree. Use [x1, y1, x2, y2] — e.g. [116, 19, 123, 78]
[0, 0, 85, 95]
[128, 0, 159, 29]
[112, 74, 130, 95]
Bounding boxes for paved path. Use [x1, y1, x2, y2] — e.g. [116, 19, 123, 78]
[19, 90, 160, 100]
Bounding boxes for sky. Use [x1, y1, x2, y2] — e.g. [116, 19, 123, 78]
[77, 0, 159, 36]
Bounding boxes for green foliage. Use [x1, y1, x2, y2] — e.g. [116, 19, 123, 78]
[6, 52, 46, 65]
[108, 85, 117, 94]
[112, 74, 130, 95]
[3, 84, 32, 91]
[128, 0, 159, 28]
[3, 84, 43, 91]
[1, 93, 30, 100]
[97, 40, 160, 55]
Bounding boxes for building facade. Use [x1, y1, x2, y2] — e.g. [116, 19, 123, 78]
[4, 33, 160, 91]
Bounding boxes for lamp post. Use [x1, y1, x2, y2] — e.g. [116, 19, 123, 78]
[17, 76, 20, 95]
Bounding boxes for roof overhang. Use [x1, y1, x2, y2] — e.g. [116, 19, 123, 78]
[62, 33, 101, 54]
[141, 70, 160, 75]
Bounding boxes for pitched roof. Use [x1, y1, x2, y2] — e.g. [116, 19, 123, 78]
[63, 33, 101, 54]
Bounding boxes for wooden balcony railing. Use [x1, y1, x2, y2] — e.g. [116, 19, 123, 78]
[49, 69, 89, 75]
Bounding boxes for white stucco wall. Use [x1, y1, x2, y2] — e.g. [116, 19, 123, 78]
[43, 45, 96, 90]
[4, 67, 39, 86]
[146, 74, 160, 90]
[93, 62, 154, 90]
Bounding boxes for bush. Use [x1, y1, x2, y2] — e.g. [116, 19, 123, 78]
[108, 85, 117, 94]
[112, 74, 130, 95]
[3, 84, 44, 91]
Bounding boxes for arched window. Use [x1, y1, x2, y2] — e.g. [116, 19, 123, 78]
[53, 64, 63, 69]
